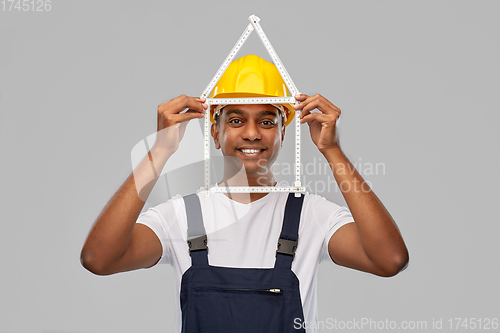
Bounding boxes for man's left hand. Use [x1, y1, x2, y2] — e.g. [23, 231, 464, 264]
[294, 94, 341, 154]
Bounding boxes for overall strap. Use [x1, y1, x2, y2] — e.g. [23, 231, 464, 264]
[274, 193, 305, 269]
[183, 193, 209, 266]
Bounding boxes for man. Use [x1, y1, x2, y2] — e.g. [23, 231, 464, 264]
[81, 55, 408, 332]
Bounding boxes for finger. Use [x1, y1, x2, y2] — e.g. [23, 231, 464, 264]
[296, 95, 323, 118]
[294, 94, 309, 101]
[294, 93, 319, 114]
[184, 108, 207, 117]
[300, 112, 337, 125]
[160, 95, 206, 115]
[173, 111, 205, 124]
[299, 95, 340, 118]
[172, 95, 207, 114]
[158, 99, 205, 120]
[293, 94, 310, 111]
[300, 98, 328, 116]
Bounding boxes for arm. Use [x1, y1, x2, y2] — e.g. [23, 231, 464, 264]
[295, 94, 408, 277]
[80, 95, 207, 275]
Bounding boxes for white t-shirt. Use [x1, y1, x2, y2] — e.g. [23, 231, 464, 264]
[137, 186, 354, 333]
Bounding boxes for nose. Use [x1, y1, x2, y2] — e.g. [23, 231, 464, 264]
[241, 121, 261, 141]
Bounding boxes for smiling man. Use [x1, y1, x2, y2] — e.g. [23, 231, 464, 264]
[211, 103, 285, 202]
[81, 54, 409, 333]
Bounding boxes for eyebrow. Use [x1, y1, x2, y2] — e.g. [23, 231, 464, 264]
[224, 109, 279, 118]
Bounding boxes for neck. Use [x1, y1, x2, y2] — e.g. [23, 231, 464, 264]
[217, 168, 276, 204]
[218, 168, 276, 187]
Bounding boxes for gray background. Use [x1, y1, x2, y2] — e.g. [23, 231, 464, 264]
[1, 0, 499, 332]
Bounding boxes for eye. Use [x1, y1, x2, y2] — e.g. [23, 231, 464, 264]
[228, 118, 243, 124]
[261, 120, 275, 126]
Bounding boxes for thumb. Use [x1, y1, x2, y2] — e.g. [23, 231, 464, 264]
[176, 111, 205, 123]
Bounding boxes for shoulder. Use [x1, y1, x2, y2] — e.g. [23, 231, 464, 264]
[137, 193, 189, 233]
[300, 192, 354, 236]
[143, 193, 186, 216]
[302, 192, 348, 216]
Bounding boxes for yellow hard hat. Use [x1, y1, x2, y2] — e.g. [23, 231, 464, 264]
[210, 54, 295, 126]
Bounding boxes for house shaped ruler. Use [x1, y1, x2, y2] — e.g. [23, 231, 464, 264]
[201, 15, 305, 197]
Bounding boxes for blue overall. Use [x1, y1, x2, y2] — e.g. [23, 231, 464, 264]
[180, 193, 306, 333]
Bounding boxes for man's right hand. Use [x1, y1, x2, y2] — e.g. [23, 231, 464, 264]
[154, 95, 207, 155]
[81, 94, 207, 276]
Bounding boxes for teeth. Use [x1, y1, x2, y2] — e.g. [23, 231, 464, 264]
[240, 149, 262, 153]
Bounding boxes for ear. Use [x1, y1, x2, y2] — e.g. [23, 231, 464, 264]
[211, 123, 221, 149]
[280, 123, 286, 147]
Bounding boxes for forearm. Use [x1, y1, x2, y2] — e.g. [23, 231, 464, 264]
[323, 147, 408, 273]
[80, 146, 170, 273]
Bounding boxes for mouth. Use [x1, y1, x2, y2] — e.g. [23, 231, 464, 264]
[237, 148, 266, 156]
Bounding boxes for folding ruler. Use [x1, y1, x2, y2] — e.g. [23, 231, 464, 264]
[201, 15, 305, 197]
